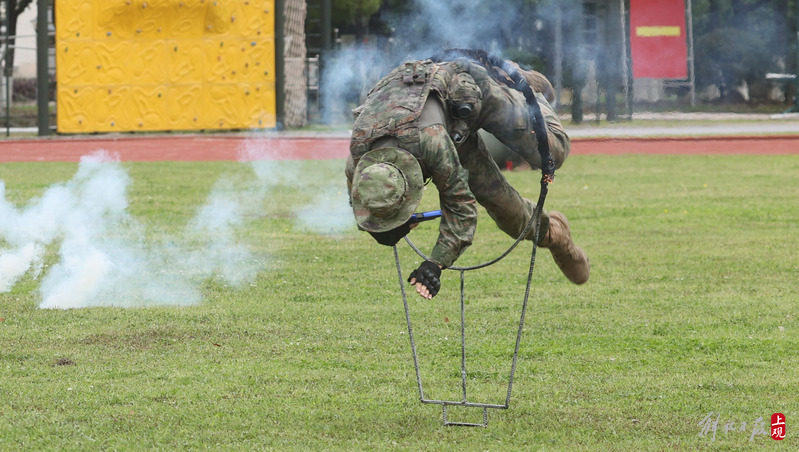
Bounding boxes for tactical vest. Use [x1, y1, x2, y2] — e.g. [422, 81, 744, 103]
[350, 60, 450, 163]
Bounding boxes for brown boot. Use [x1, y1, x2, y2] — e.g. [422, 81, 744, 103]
[538, 211, 590, 284]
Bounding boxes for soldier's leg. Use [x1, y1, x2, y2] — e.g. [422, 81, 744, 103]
[458, 131, 590, 285]
[465, 62, 570, 169]
[456, 132, 549, 242]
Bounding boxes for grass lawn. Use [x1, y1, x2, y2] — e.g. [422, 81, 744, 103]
[0, 153, 797, 450]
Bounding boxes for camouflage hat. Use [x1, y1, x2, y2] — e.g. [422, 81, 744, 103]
[351, 147, 424, 232]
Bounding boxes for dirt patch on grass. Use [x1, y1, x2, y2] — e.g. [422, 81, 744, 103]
[81, 326, 195, 351]
[54, 357, 75, 366]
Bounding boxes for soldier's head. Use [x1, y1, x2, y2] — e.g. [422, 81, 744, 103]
[351, 147, 424, 245]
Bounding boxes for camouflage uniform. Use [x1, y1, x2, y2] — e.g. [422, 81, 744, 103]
[346, 57, 570, 268]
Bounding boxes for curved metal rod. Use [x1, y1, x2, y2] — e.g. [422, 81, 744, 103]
[404, 178, 549, 271]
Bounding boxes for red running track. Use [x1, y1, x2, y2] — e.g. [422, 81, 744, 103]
[0, 134, 797, 163]
[0, 136, 352, 163]
[572, 136, 799, 155]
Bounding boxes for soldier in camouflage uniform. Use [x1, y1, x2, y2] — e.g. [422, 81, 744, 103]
[346, 50, 589, 299]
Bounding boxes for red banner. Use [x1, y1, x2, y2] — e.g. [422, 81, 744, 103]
[630, 0, 688, 79]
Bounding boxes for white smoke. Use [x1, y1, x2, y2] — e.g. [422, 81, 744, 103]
[0, 243, 41, 292]
[320, 45, 396, 123]
[240, 134, 354, 235]
[387, 0, 513, 55]
[0, 150, 260, 309]
[0, 136, 355, 309]
[320, 0, 531, 122]
[293, 189, 353, 235]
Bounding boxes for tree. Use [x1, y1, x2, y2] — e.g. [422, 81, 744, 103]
[3, 0, 35, 77]
[692, 0, 795, 102]
[332, 0, 381, 41]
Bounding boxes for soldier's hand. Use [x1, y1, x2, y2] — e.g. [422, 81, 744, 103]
[407, 261, 442, 299]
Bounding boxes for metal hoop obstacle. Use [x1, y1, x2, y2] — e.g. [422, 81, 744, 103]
[393, 177, 549, 427]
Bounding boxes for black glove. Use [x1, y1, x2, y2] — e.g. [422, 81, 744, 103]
[407, 261, 442, 298]
[368, 223, 411, 247]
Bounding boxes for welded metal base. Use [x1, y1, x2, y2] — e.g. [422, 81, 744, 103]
[443, 403, 490, 428]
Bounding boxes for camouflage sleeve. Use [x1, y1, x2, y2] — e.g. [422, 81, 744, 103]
[345, 154, 356, 200]
[419, 124, 478, 268]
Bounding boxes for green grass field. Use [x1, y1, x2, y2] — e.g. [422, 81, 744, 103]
[1, 153, 797, 450]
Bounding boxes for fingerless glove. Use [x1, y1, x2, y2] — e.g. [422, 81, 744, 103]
[407, 261, 442, 297]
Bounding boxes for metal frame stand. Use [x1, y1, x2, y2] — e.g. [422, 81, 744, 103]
[393, 178, 549, 427]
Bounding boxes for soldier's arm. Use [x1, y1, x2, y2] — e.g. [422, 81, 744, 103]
[345, 154, 356, 202]
[419, 124, 478, 268]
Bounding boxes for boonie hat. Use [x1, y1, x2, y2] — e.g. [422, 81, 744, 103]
[351, 147, 424, 232]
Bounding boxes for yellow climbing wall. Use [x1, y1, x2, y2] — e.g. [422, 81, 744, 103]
[56, 0, 277, 133]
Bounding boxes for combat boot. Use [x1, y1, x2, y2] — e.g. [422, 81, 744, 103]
[539, 211, 590, 284]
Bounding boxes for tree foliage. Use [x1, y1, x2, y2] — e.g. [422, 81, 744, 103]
[332, 0, 382, 37]
[692, 0, 797, 101]
[331, 0, 798, 104]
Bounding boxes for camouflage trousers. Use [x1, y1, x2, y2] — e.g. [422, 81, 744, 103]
[456, 131, 550, 243]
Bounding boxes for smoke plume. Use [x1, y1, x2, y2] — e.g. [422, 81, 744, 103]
[240, 135, 354, 235]
[0, 151, 250, 308]
[0, 142, 352, 309]
[320, 0, 539, 121]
